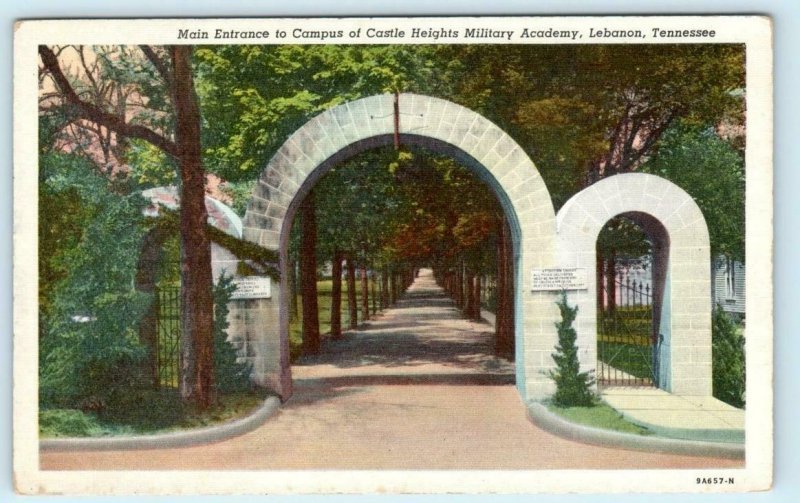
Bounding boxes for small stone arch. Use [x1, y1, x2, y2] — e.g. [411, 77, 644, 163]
[236, 93, 561, 400]
[556, 173, 712, 395]
[136, 187, 246, 387]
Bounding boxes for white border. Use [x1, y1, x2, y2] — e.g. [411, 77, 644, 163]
[13, 15, 773, 494]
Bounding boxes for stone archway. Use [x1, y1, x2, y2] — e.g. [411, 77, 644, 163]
[233, 93, 560, 400]
[556, 173, 712, 395]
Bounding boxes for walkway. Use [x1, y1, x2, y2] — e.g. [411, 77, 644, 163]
[40, 270, 741, 470]
[601, 387, 745, 443]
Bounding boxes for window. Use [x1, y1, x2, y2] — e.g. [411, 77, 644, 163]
[725, 257, 736, 299]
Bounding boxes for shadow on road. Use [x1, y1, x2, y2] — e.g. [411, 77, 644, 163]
[292, 270, 515, 383]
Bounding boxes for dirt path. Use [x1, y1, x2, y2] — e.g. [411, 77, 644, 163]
[40, 270, 741, 470]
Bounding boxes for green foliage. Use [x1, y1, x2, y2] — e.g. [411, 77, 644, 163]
[194, 45, 438, 183]
[39, 392, 265, 437]
[219, 179, 257, 217]
[124, 138, 178, 188]
[549, 292, 595, 407]
[191, 43, 744, 287]
[439, 44, 744, 208]
[39, 153, 152, 409]
[546, 400, 651, 436]
[38, 155, 94, 318]
[89, 389, 185, 429]
[302, 145, 502, 279]
[642, 122, 745, 261]
[313, 147, 407, 265]
[214, 276, 253, 393]
[95, 46, 175, 131]
[153, 209, 280, 280]
[39, 409, 104, 437]
[596, 216, 653, 269]
[712, 306, 746, 408]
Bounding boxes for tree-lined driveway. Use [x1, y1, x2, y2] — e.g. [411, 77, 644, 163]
[40, 270, 741, 470]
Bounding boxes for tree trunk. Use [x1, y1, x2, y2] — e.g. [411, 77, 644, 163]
[388, 268, 395, 305]
[464, 268, 475, 317]
[330, 251, 344, 339]
[473, 275, 482, 320]
[172, 46, 215, 409]
[453, 261, 463, 308]
[381, 267, 389, 308]
[300, 192, 320, 354]
[360, 262, 369, 322]
[346, 256, 358, 329]
[496, 218, 515, 358]
[371, 271, 377, 315]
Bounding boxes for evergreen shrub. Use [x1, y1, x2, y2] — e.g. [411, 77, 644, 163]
[548, 292, 595, 407]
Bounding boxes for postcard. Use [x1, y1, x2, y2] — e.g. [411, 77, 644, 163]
[14, 15, 772, 494]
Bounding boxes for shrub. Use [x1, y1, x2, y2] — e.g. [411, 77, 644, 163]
[548, 292, 595, 407]
[38, 153, 152, 410]
[213, 275, 253, 394]
[712, 305, 746, 408]
[39, 409, 103, 437]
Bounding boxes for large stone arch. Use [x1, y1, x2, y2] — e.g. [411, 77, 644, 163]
[556, 173, 712, 395]
[233, 93, 560, 400]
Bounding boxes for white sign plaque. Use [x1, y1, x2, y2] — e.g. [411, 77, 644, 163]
[530, 268, 587, 291]
[230, 276, 272, 300]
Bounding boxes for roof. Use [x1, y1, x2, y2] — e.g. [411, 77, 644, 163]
[141, 186, 243, 239]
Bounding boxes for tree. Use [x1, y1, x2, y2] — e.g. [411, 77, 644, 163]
[346, 257, 358, 329]
[299, 191, 321, 354]
[312, 148, 414, 333]
[195, 46, 439, 348]
[194, 45, 438, 183]
[38, 152, 151, 409]
[329, 251, 344, 338]
[191, 44, 744, 368]
[595, 216, 653, 314]
[439, 44, 744, 208]
[641, 122, 745, 262]
[711, 306, 745, 408]
[495, 217, 515, 357]
[39, 45, 217, 409]
[548, 293, 595, 407]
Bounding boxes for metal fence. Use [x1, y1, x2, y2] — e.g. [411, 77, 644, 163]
[154, 286, 181, 389]
[597, 273, 657, 387]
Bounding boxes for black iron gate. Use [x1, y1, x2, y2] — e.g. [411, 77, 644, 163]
[154, 286, 181, 389]
[597, 273, 658, 387]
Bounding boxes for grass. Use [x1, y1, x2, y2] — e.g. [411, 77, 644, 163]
[597, 342, 654, 380]
[545, 399, 652, 436]
[597, 306, 655, 380]
[39, 391, 266, 438]
[289, 277, 384, 360]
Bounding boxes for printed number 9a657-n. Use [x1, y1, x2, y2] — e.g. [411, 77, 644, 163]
[697, 477, 735, 484]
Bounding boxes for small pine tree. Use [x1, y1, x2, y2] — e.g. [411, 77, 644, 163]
[213, 275, 253, 394]
[549, 292, 595, 407]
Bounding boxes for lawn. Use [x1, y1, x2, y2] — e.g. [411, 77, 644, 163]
[597, 342, 655, 380]
[545, 400, 652, 436]
[597, 306, 655, 381]
[289, 277, 384, 360]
